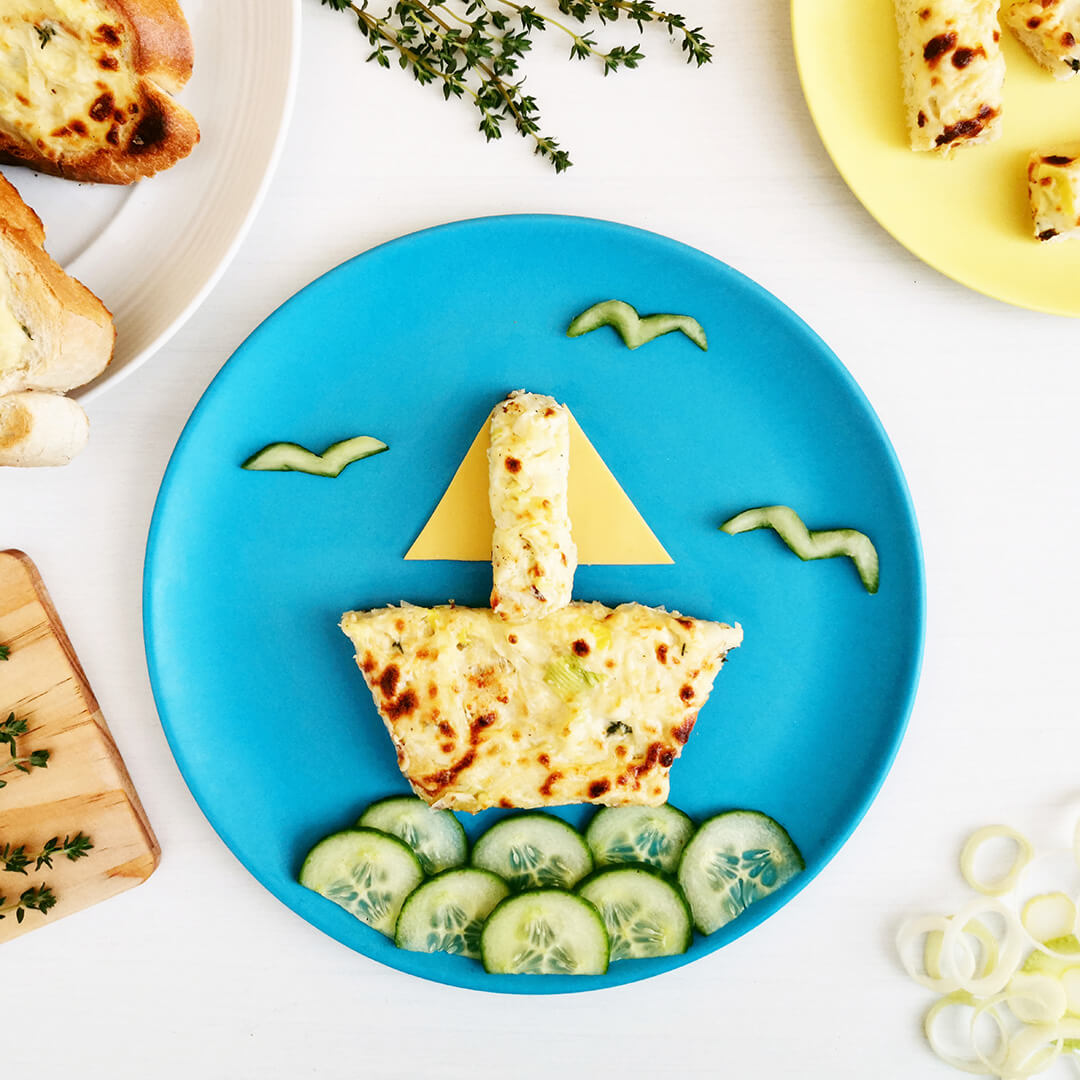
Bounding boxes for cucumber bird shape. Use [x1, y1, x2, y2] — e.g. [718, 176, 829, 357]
[567, 300, 708, 351]
[242, 436, 387, 478]
[720, 505, 879, 594]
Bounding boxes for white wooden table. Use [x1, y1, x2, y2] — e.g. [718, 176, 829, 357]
[5, 4, 1079, 1076]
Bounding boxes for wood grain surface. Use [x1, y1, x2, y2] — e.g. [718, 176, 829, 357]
[0, 550, 158, 944]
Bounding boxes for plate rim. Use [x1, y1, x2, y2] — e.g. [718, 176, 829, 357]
[78, 0, 304, 403]
[790, 0, 1080, 319]
[143, 212, 927, 994]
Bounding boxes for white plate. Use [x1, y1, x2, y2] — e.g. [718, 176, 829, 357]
[0, 0, 302, 400]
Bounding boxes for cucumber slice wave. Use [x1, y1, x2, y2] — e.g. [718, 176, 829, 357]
[358, 795, 467, 875]
[395, 869, 510, 959]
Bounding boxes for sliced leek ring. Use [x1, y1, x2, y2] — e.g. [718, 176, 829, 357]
[923, 992, 996, 1076]
[943, 897, 1025, 997]
[960, 825, 1034, 897]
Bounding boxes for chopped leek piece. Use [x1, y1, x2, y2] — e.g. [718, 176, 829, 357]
[242, 435, 388, 477]
[1021, 893, 1076, 947]
[544, 655, 603, 700]
[566, 300, 708, 352]
[959, 825, 1034, 897]
[719, 505, 879, 594]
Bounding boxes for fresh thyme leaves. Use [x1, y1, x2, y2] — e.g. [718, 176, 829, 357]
[35, 24, 56, 48]
[320, 0, 713, 172]
[0, 644, 9, 661]
[0, 884, 57, 924]
[1, 834, 94, 875]
[0, 712, 50, 788]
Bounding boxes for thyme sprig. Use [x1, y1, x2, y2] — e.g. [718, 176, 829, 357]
[1, 834, 94, 875]
[0, 885, 57, 924]
[0, 644, 9, 661]
[321, 0, 713, 171]
[0, 713, 50, 789]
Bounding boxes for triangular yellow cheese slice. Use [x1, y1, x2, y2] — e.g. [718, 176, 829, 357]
[405, 411, 672, 565]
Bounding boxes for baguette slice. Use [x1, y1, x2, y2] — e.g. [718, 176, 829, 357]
[895, 0, 1005, 153]
[1004, 0, 1080, 79]
[0, 390, 89, 467]
[0, 174, 115, 397]
[1028, 147, 1080, 241]
[0, 0, 199, 184]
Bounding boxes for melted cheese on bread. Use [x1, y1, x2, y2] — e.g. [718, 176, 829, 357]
[895, 0, 1005, 153]
[1028, 148, 1080, 241]
[1005, 0, 1080, 78]
[488, 391, 577, 623]
[341, 601, 742, 813]
[0, 3, 144, 159]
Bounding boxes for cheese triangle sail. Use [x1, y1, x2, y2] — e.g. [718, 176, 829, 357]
[405, 411, 672, 564]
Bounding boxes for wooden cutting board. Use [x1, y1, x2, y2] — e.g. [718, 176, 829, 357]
[0, 550, 158, 944]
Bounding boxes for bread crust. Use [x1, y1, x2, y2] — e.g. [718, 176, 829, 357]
[0, 0, 199, 184]
[0, 174, 115, 396]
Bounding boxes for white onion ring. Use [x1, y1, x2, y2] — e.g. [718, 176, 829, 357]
[961, 826, 1035, 897]
[944, 897, 1025, 996]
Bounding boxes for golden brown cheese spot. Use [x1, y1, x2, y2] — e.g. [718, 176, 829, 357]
[437, 720, 454, 738]
[540, 772, 563, 796]
[94, 24, 122, 46]
[923, 32, 958, 66]
[71, 120, 88, 136]
[469, 712, 496, 744]
[499, 798, 513, 809]
[538, 753, 550, 767]
[677, 618, 694, 630]
[679, 684, 695, 704]
[362, 652, 376, 673]
[615, 745, 627, 758]
[935, 106, 997, 147]
[993, 29, 1000, 41]
[1028, 15, 1043, 27]
[672, 715, 696, 744]
[422, 750, 476, 792]
[105, 124, 119, 145]
[428, 684, 439, 700]
[1039, 228, 1060, 241]
[379, 665, 400, 698]
[952, 45, 984, 68]
[917, 110, 928, 128]
[1043, 155, 1076, 166]
[656, 643, 668, 664]
[572, 639, 590, 657]
[88, 91, 114, 122]
[919, 6, 932, 18]
[441, 742, 454, 753]
[385, 690, 418, 720]
[99, 55, 119, 70]
[543, 407, 556, 417]
[1041, 176, 1053, 186]
[605, 659, 616, 669]
[658, 748, 675, 768]
[1065, 32, 1078, 47]
[505, 457, 522, 474]
[507, 634, 518, 645]
[588, 779, 611, 798]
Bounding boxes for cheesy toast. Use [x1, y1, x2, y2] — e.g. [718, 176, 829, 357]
[1028, 147, 1080, 241]
[340, 602, 742, 813]
[895, 0, 1005, 153]
[0, 0, 199, 183]
[1004, 0, 1080, 78]
[489, 391, 577, 623]
[0, 173, 113, 465]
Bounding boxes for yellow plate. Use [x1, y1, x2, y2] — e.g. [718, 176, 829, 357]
[792, 0, 1080, 316]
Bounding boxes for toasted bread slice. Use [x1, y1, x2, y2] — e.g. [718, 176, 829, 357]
[0, 174, 115, 398]
[0, 390, 89, 467]
[0, 0, 199, 184]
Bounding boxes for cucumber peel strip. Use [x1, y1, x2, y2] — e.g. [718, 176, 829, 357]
[242, 435, 388, 477]
[960, 825, 1034, 897]
[719, 505, 879, 594]
[566, 300, 708, 352]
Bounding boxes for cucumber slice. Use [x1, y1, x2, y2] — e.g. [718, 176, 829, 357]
[471, 813, 593, 891]
[242, 436, 387, 477]
[585, 805, 695, 875]
[299, 828, 423, 936]
[566, 300, 708, 352]
[395, 869, 509, 958]
[358, 795, 467, 875]
[677, 810, 805, 935]
[577, 866, 692, 960]
[481, 890, 609, 975]
[720, 505, 879, 594]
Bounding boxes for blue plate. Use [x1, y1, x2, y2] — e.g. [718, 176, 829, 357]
[144, 215, 924, 994]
